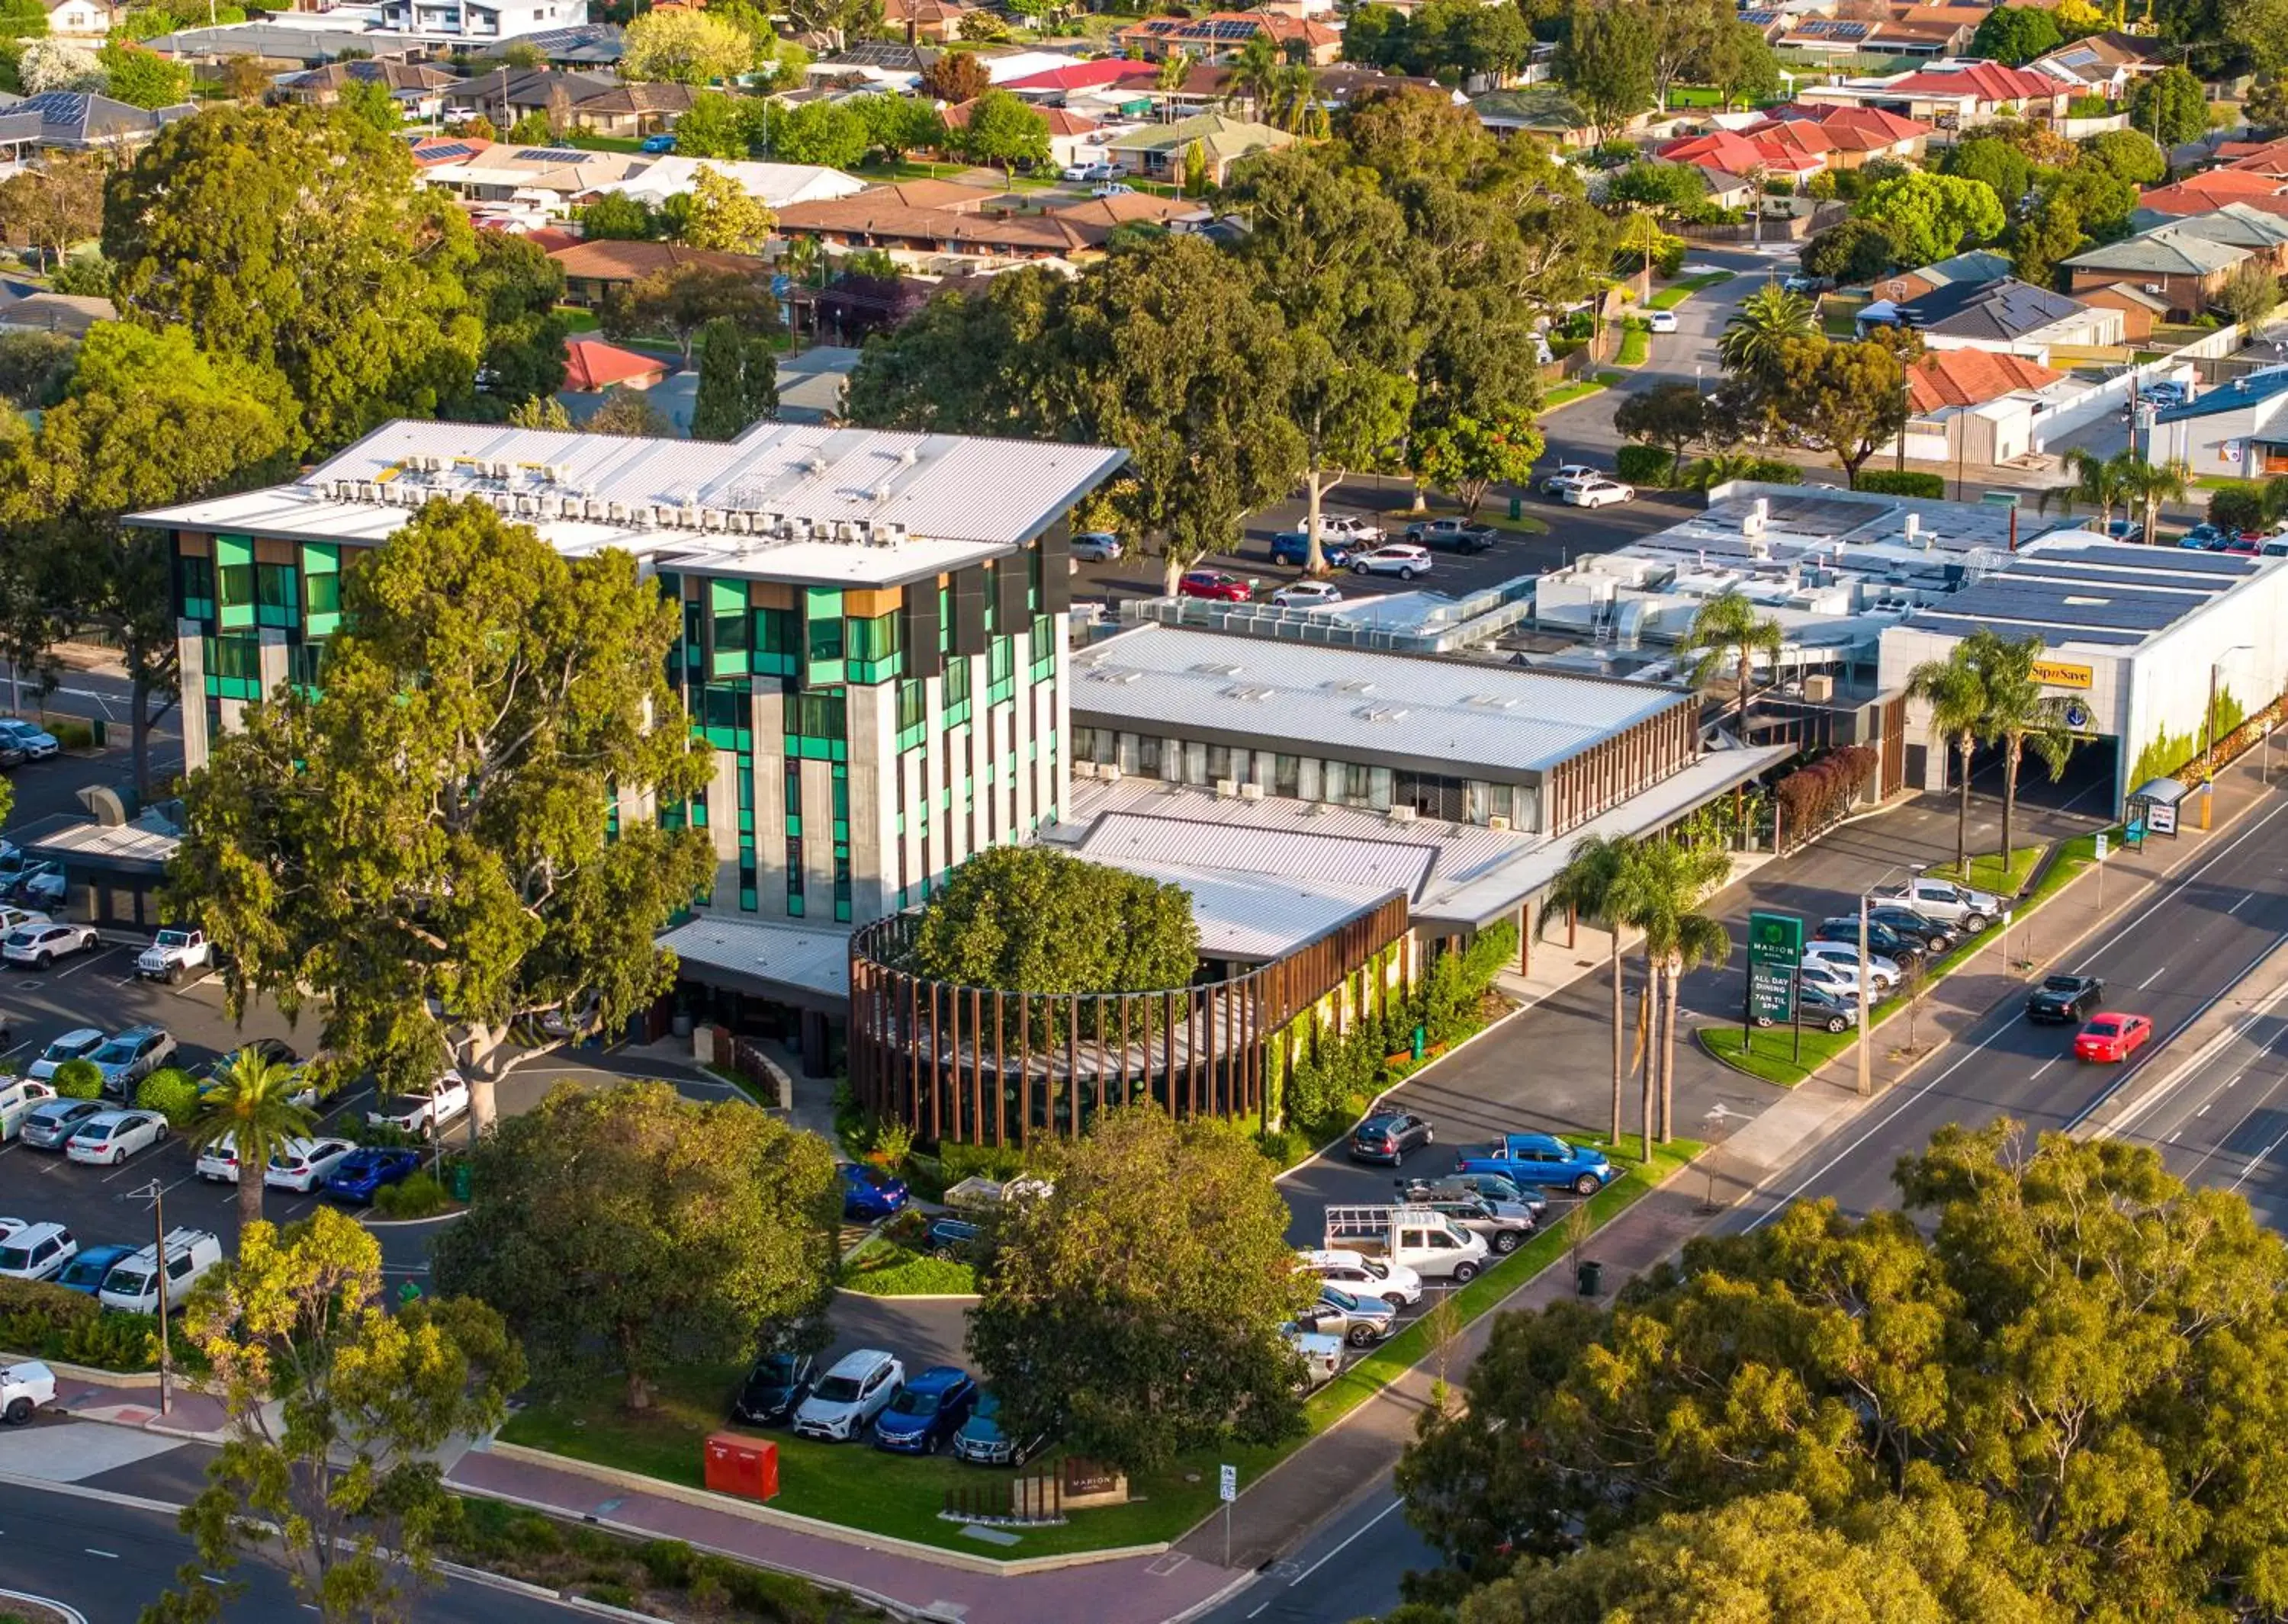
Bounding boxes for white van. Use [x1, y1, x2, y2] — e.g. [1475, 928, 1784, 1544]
[98, 1228, 222, 1314]
[0, 1078, 55, 1141]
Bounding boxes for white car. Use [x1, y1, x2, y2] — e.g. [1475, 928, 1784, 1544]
[1539, 463, 1599, 494]
[1272, 581, 1344, 609]
[1069, 532, 1123, 563]
[1799, 945, 1898, 993]
[265, 1135, 359, 1193]
[1062, 160, 1123, 182]
[1297, 1247, 1424, 1307]
[792, 1348, 905, 1441]
[2, 922, 98, 968]
[1647, 309, 1679, 333]
[65, 1109, 168, 1167]
[0, 1221, 75, 1282]
[0, 907, 48, 936]
[27, 1030, 101, 1083]
[137, 926, 214, 984]
[0, 1079, 54, 1140]
[1316, 514, 1387, 546]
[0, 719, 59, 759]
[194, 1131, 243, 1184]
[98, 1229, 222, 1315]
[1349, 544, 1432, 580]
[1560, 477, 1637, 509]
[1872, 876, 1999, 932]
[1, 1359, 55, 1425]
[1283, 1322, 1345, 1389]
[367, 1070, 471, 1133]
[1091, 181, 1133, 197]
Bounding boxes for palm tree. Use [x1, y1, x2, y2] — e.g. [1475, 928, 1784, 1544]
[1262, 64, 1320, 134]
[2120, 454, 2192, 545]
[2037, 446, 2133, 535]
[1678, 588, 1785, 743]
[1548, 833, 1638, 1150]
[1965, 628, 2082, 873]
[1906, 644, 1990, 881]
[1682, 451, 1764, 492]
[1155, 49, 1194, 94]
[1718, 283, 1817, 380]
[1612, 839, 1731, 1147]
[1224, 34, 1281, 120]
[184, 1049, 317, 1239]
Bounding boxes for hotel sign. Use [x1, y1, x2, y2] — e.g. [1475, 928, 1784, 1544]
[2031, 659, 2093, 692]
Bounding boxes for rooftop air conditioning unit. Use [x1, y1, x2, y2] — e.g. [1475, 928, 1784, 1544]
[879, 522, 907, 546]
[1486, 814, 1512, 832]
[1386, 805, 1418, 824]
[1214, 778, 1239, 799]
[1072, 761, 1098, 780]
[420, 454, 443, 473]
[897, 445, 919, 467]
[1804, 674, 1835, 702]
[834, 521, 858, 544]
[606, 501, 627, 523]
[1238, 782, 1265, 801]
[728, 513, 751, 534]
[1101, 765, 1123, 784]
[356, 482, 378, 502]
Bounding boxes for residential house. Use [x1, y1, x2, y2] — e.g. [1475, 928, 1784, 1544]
[279, 59, 460, 111]
[1879, 3, 1986, 56]
[580, 156, 867, 211]
[376, 0, 590, 43]
[2155, 201, 2288, 272]
[2075, 281, 2166, 342]
[43, 0, 114, 37]
[1798, 59, 2069, 128]
[17, 90, 195, 151]
[1898, 348, 2075, 464]
[1691, 165, 1757, 209]
[0, 106, 37, 171]
[1467, 86, 1600, 146]
[2149, 367, 2288, 478]
[548, 239, 769, 305]
[1050, 189, 1211, 231]
[442, 66, 619, 124]
[0, 290, 112, 337]
[812, 40, 941, 88]
[563, 81, 696, 137]
[1657, 126, 1827, 189]
[999, 58, 1160, 103]
[1773, 16, 1891, 63]
[2028, 31, 2167, 100]
[941, 98, 1101, 170]
[1881, 247, 2013, 300]
[1760, 104, 1931, 168]
[2061, 225, 2251, 321]
[773, 188, 1113, 262]
[563, 337, 670, 393]
[143, 21, 393, 66]
[1856, 276, 2124, 362]
[526, 22, 622, 68]
[880, 0, 972, 41]
[1112, 11, 1340, 66]
[2135, 172, 2288, 226]
[1101, 112, 1294, 186]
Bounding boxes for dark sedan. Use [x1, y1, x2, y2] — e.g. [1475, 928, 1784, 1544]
[1349, 1110, 1434, 1164]
[2027, 974, 2103, 1024]
[1813, 916, 1923, 969]
[730, 1352, 815, 1427]
[1864, 906, 1953, 954]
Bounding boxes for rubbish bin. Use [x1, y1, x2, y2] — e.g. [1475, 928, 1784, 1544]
[88, 718, 105, 748]
[1575, 1260, 1603, 1297]
[1411, 1025, 1428, 1061]
[1508, 494, 1522, 521]
[449, 1161, 473, 1202]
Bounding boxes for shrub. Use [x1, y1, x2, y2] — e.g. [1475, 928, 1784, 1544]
[135, 1067, 201, 1127]
[59, 1311, 159, 1370]
[637, 1539, 696, 1588]
[1742, 457, 1804, 484]
[374, 1169, 450, 1218]
[1774, 745, 1879, 837]
[2209, 485, 2264, 532]
[0, 1276, 98, 1342]
[1653, 236, 1686, 278]
[2068, 92, 2113, 117]
[1853, 468, 1946, 498]
[1615, 444, 1676, 486]
[42, 717, 92, 750]
[582, 1584, 635, 1610]
[356, 1119, 421, 1149]
[50, 1058, 101, 1099]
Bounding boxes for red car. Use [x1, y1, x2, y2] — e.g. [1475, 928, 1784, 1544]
[1178, 570, 1252, 602]
[2074, 1012, 2153, 1062]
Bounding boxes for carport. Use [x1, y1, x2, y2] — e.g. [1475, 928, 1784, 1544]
[657, 915, 849, 1079]
[16, 813, 179, 931]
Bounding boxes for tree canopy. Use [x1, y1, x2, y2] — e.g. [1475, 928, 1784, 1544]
[432, 1080, 839, 1409]
[1561, 1, 1656, 137]
[1967, 5, 2061, 63]
[1853, 171, 2007, 268]
[1398, 1124, 2288, 1622]
[621, 8, 752, 82]
[969, 1106, 1313, 1473]
[167, 497, 716, 1136]
[2129, 63, 2212, 147]
[910, 846, 1198, 994]
[958, 88, 1052, 174]
[689, 314, 778, 440]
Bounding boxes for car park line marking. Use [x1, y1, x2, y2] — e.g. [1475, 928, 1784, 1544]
[2139, 965, 2171, 990]
[2232, 894, 2253, 914]
[52, 951, 118, 982]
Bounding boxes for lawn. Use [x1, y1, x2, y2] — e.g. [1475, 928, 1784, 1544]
[556, 307, 600, 334]
[500, 1131, 1702, 1559]
[1616, 322, 1651, 367]
[1928, 845, 2043, 896]
[1544, 371, 1623, 410]
[1701, 831, 2115, 1088]
[1820, 295, 1869, 338]
[1479, 509, 1553, 535]
[840, 1237, 977, 1297]
[1648, 270, 1735, 310]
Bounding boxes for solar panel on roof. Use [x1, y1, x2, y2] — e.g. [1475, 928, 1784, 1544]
[513, 147, 589, 163]
[420, 142, 474, 162]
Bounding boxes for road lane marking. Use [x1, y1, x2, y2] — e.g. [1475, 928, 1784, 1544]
[2139, 965, 2171, 990]
[1289, 1497, 1405, 1588]
[2032, 1059, 2055, 1080]
[84, 1549, 117, 1558]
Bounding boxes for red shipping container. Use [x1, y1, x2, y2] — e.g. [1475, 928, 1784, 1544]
[703, 1432, 779, 1502]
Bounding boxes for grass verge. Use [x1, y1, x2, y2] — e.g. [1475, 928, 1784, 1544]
[1648, 270, 1734, 310]
[1544, 371, 1622, 410]
[500, 1129, 1701, 1559]
[1616, 323, 1651, 367]
[840, 1237, 977, 1297]
[1701, 830, 2116, 1087]
[1926, 845, 2042, 895]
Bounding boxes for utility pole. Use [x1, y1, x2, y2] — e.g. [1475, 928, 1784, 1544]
[128, 1178, 172, 1417]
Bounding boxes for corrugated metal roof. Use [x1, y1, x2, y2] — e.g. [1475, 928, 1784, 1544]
[1081, 855, 1403, 960]
[1072, 625, 1685, 775]
[1078, 811, 1441, 900]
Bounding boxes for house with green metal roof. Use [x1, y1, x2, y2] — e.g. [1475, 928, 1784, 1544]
[1099, 112, 1294, 186]
[2061, 222, 2251, 320]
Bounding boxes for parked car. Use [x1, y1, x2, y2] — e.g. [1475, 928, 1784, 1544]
[2027, 974, 2104, 1025]
[730, 1351, 815, 1427]
[639, 132, 676, 153]
[2180, 524, 2227, 550]
[0, 718, 59, 760]
[322, 1146, 424, 1204]
[1800, 941, 1899, 990]
[1350, 544, 1433, 579]
[1283, 1322, 1345, 1388]
[1272, 581, 1344, 609]
[66, 1109, 168, 1167]
[1178, 570, 1252, 602]
[366, 1071, 470, 1133]
[52, 1242, 133, 1297]
[0, 907, 48, 936]
[1062, 160, 1124, 181]
[0, 1221, 75, 1282]
[2, 922, 98, 969]
[1348, 1110, 1434, 1164]
[259, 1136, 356, 1194]
[1452, 1131, 1615, 1196]
[18, 1097, 104, 1151]
[1646, 309, 1679, 333]
[1780, 272, 1826, 294]
[198, 1038, 303, 1092]
[1795, 980, 1862, 1032]
[7, 862, 64, 909]
[25, 1029, 98, 1083]
[1091, 181, 1133, 197]
[98, 1228, 222, 1314]
[1269, 531, 1354, 569]
[1398, 1171, 1545, 1212]
[0, 1359, 53, 1425]
[840, 1160, 909, 1221]
[1872, 876, 1999, 932]
[1403, 517, 1497, 553]
[136, 926, 214, 984]
[1795, 958, 1869, 1003]
[2074, 1011, 2153, 1062]
[1538, 463, 1599, 495]
[1812, 916, 1923, 969]
[923, 1215, 982, 1257]
[953, 1391, 1049, 1466]
[1301, 1284, 1398, 1347]
[794, 1348, 905, 1442]
[1412, 1192, 1536, 1253]
[1864, 906, 1953, 953]
[1295, 1247, 1425, 1307]
[872, 1365, 979, 1454]
[1560, 477, 1636, 509]
[0, 1078, 53, 1141]
[90, 1026, 177, 1097]
[1069, 532, 1123, 563]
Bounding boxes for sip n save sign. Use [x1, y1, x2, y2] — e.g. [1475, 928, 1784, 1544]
[2030, 659, 2093, 692]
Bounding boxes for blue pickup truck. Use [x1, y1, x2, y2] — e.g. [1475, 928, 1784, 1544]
[1451, 1132, 1616, 1196]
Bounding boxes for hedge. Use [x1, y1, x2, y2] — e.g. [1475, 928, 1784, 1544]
[136, 1067, 201, 1127]
[1616, 444, 1676, 486]
[50, 1058, 101, 1099]
[1775, 745, 1878, 843]
[1853, 469, 1946, 498]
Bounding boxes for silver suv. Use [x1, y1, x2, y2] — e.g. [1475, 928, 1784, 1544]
[1301, 1285, 1398, 1347]
[1414, 1194, 1537, 1254]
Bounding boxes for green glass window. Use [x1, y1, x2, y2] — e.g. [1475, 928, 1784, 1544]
[896, 677, 926, 751]
[711, 579, 750, 678]
[699, 682, 750, 750]
[987, 636, 1015, 705]
[754, 607, 798, 677]
[1030, 613, 1056, 680]
[804, 587, 845, 685]
[215, 537, 254, 631]
[847, 611, 903, 682]
[255, 562, 298, 631]
[204, 632, 261, 699]
[786, 687, 845, 753]
[290, 638, 326, 692]
[943, 658, 971, 730]
[180, 554, 216, 624]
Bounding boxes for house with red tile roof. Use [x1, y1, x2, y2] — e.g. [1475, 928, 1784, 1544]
[1799, 59, 2068, 127]
[998, 58, 1161, 99]
[941, 98, 1101, 168]
[1753, 104, 1931, 167]
[1657, 126, 1827, 188]
[2137, 175, 2288, 228]
[1113, 9, 1340, 66]
[563, 339, 671, 393]
[1899, 348, 2076, 464]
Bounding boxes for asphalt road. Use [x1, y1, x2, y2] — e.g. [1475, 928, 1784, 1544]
[1190, 1489, 1434, 1624]
[1732, 787, 2288, 1228]
[0, 1473, 610, 1622]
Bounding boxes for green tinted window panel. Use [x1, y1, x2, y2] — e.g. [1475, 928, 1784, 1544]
[988, 680, 1014, 707]
[740, 887, 758, 911]
[898, 725, 926, 754]
[988, 637, 1014, 685]
[786, 814, 802, 836]
[181, 555, 217, 624]
[788, 895, 805, 916]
